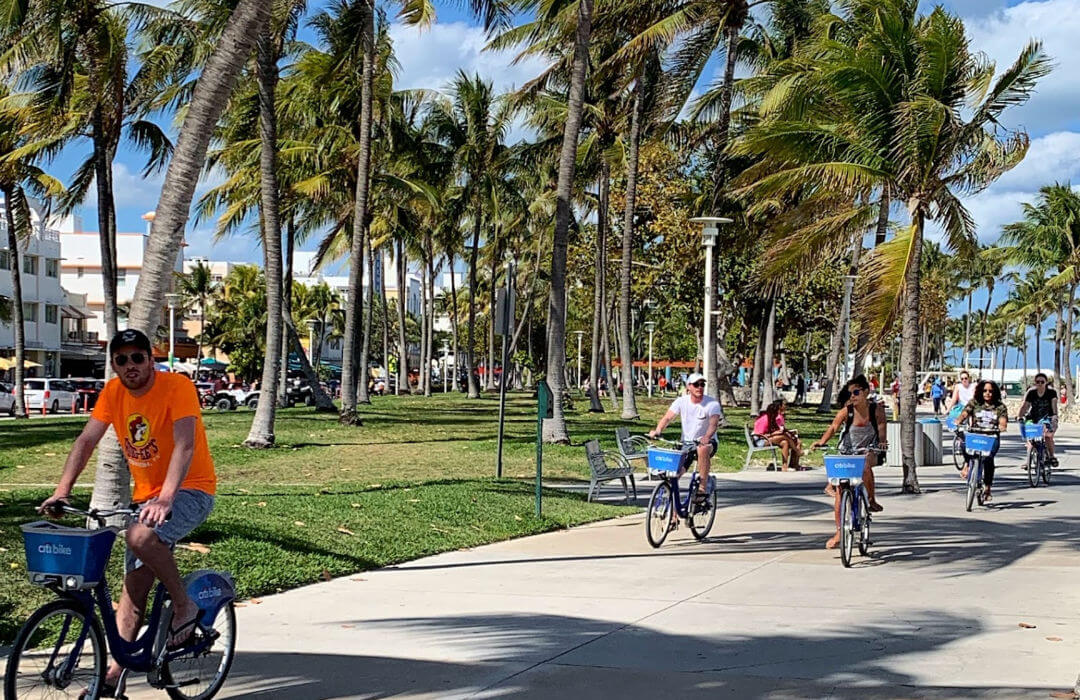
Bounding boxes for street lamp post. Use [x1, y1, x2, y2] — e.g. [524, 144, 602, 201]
[442, 341, 450, 394]
[841, 274, 857, 385]
[644, 321, 656, 397]
[574, 330, 585, 391]
[690, 217, 733, 396]
[164, 293, 180, 371]
[305, 319, 319, 372]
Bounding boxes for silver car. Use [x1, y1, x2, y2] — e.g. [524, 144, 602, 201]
[0, 381, 15, 416]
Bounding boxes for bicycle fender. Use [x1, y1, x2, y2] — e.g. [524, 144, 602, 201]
[183, 569, 236, 623]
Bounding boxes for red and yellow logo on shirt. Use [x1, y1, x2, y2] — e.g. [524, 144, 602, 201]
[123, 412, 159, 464]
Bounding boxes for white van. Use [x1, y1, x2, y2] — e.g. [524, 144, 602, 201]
[23, 378, 79, 413]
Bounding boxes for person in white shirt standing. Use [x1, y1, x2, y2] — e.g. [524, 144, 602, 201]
[647, 373, 723, 503]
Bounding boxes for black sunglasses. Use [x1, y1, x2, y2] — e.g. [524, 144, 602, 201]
[113, 352, 147, 367]
[691, 381, 706, 388]
[851, 389, 862, 396]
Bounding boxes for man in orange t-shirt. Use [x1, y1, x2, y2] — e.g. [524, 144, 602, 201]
[41, 329, 216, 692]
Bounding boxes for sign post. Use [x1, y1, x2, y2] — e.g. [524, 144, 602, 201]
[536, 380, 552, 518]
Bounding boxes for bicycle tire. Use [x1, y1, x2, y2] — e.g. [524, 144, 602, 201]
[4, 599, 106, 700]
[1027, 449, 1039, 488]
[688, 488, 717, 541]
[645, 481, 674, 549]
[1042, 450, 1051, 485]
[161, 602, 237, 700]
[952, 434, 963, 471]
[858, 491, 871, 557]
[965, 459, 977, 512]
[839, 488, 854, 568]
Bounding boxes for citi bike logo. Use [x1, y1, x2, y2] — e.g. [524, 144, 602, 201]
[38, 543, 73, 556]
[198, 586, 222, 601]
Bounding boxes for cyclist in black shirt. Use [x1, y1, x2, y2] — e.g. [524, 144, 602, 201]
[1018, 372, 1059, 467]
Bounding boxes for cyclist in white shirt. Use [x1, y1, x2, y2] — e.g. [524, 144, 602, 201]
[647, 373, 722, 503]
[947, 370, 976, 411]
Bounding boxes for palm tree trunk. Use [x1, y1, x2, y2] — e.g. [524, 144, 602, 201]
[110, 0, 270, 516]
[618, 79, 644, 420]
[448, 251, 460, 391]
[486, 240, 498, 392]
[749, 312, 766, 416]
[3, 188, 26, 417]
[588, 162, 609, 413]
[1054, 290, 1064, 381]
[1064, 283, 1076, 400]
[339, 0, 374, 422]
[396, 239, 410, 394]
[1036, 317, 1042, 372]
[380, 249, 389, 386]
[820, 241, 862, 411]
[466, 213, 482, 398]
[358, 230, 374, 404]
[854, 189, 891, 372]
[900, 208, 925, 494]
[426, 237, 436, 396]
[964, 291, 972, 369]
[761, 299, 777, 406]
[245, 31, 284, 448]
[284, 321, 336, 410]
[604, 297, 618, 410]
[91, 112, 119, 344]
[543, 0, 593, 444]
[277, 216, 294, 406]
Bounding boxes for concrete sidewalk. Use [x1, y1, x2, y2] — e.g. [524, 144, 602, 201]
[119, 425, 1080, 698]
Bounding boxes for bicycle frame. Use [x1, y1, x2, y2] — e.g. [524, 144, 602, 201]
[657, 470, 702, 520]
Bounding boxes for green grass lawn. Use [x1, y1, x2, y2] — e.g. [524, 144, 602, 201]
[0, 391, 836, 644]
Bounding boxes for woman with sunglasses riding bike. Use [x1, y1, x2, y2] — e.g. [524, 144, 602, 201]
[956, 379, 1009, 503]
[811, 375, 887, 550]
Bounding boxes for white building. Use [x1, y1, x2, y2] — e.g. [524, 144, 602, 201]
[0, 211, 65, 377]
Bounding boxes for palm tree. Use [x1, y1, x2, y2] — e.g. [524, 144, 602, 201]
[177, 261, 215, 367]
[732, 0, 1049, 492]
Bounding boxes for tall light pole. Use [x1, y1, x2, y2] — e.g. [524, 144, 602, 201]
[305, 319, 319, 371]
[574, 330, 585, 391]
[442, 341, 450, 394]
[644, 321, 656, 397]
[690, 217, 733, 396]
[841, 273, 857, 385]
[164, 293, 180, 370]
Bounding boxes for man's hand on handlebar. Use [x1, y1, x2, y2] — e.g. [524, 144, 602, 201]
[647, 430, 658, 439]
[138, 496, 173, 528]
[37, 494, 71, 519]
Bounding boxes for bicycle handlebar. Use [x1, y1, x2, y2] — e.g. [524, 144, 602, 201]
[41, 502, 138, 526]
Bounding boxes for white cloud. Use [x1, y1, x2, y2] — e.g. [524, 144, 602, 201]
[964, 0, 1080, 134]
[388, 21, 549, 95]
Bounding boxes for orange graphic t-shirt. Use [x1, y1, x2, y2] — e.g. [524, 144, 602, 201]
[91, 372, 216, 502]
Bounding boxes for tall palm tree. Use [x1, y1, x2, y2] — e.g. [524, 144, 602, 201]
[177, 260, 215, 367]
[733, 0, 1049, 492]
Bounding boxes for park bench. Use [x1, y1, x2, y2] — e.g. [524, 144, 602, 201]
[743, 424, 780, 471]
[584, 439, 637, 503]
[615, 427, 653, 479]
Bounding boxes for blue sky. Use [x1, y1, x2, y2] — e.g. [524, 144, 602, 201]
[38, 0, 1080, 370]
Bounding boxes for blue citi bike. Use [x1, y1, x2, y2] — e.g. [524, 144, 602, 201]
[4, 504, 237, 700]
[960, 429, 999, 511]
[643, 437, 718, 548]
[824, 450, 880, 568]
[1020, 420, 1052, 487]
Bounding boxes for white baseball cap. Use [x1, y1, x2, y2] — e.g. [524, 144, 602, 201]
[686, 373, 705, 385]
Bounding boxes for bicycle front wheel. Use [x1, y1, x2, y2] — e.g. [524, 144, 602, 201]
[1027, 449, 1039, 488]
[1042, 451, 1052, 485]
[858, 491, 871, 557]
[4, 599, 106, 700]
[688, 488, 717, 541]
[965, 460, 978, 512]
[162, 601, 237, 700]
[645, 481, 675, 549]
[839, 488, 854, 568]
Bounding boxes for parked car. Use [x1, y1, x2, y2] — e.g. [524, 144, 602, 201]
[23, 378, 79, 413]
[70, 378, 104, 410]
[0, 381, 16, 416]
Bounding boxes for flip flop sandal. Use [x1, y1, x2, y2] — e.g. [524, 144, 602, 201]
[166, 615, 201, 651]
[80, 680, 124, 699]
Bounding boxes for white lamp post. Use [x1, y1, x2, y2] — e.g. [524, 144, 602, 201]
[644, 321, 656, 397]
[141, 211, 155, 237]
[305, 319, 319, 371]
[164, 293, 180, 370]
[574, 330, 585, 391]
[841, 273, 857, 384]
[690, 217, 733, 395]
[442, 341, 450, 394]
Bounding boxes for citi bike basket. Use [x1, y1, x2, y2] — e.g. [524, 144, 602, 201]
[5, 506, 237, 700]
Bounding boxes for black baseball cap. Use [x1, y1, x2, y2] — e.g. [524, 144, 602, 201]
[109, 328, 152, 355]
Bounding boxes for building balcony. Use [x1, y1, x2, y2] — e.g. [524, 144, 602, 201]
[65, 330, 100, 345]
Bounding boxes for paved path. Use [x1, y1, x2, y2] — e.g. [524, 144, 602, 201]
[101, 426, 1080, 697]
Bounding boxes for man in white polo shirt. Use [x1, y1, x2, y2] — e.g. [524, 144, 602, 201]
[647, 372, 722, 502]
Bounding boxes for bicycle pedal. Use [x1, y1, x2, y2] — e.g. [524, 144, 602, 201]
[166, 678, 202, 689]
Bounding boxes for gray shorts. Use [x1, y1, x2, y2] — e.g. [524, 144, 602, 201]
[125, 489, 214, 574]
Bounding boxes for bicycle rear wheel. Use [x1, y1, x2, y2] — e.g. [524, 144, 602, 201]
[965, 460, 977, 512]
[858, 491, 871, 557]
[4, 600, 106, 700]
[839, 488, 854, 568]
[688, 487, 717, 541]
[645, 481, 674, 549]
[162, 602, 237, 700]
[1027, 449, 1039, 488]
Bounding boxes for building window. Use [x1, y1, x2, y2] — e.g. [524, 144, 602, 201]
[0, 249, 9, 270]
[45, 304, 58, 324]
[45, 259, 58, 277]
[22, 256, 37, 275]
[22, 303, 38, 322]
[116, 268, 126, 284]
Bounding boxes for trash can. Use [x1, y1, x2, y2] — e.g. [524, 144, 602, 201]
[886, 423, 902, 467]
[919, 418, 943, 466]
[886, 422, 924, 465]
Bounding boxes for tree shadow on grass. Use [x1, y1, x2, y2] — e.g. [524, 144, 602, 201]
[0, 421, 84, 452]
